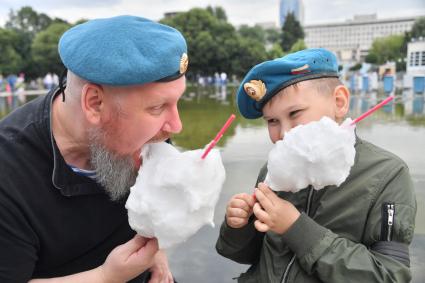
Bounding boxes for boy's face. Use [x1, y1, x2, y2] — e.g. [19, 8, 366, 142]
[262, 80, 349, 143]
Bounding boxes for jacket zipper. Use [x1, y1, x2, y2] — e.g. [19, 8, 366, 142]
[281, 186, 314, 283]
[387, 203, 395, 241]
[381, 202, 395, 241]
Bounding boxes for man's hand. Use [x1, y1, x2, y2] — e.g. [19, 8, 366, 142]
[148, 250, 174, 283]
[100, 235, 159, 283]
[226, 193, 256, 228]
[253, 183, 300, 234]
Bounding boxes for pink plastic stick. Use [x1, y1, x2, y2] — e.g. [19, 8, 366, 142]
[201, 114, 236, 159]
[350, 96, 394, 125]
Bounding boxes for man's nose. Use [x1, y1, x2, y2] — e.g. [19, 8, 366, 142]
[162, 106, 182, 134]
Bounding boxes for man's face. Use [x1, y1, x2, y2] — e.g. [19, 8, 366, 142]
[262, 81, 339, 143]
[89, 76, 186, 200]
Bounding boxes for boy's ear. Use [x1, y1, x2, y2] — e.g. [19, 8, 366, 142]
[333, 85, 350, 120]
[80, 83, 105, 125]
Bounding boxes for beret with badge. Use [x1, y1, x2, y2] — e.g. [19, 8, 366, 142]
[58, 15, 188, 86]
[237, 48, 339, 119]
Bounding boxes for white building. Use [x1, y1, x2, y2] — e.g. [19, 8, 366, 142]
[304, 14, 418, 63]
[404, 38, 425, 89]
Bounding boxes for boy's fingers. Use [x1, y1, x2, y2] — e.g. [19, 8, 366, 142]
[229, 198, 251, 213]
[235, 193, 256, 208]
[228, 207, 250, 219]
[258, 183, 279, 202]
[254, 188, 274, 212]
[254, 219, 270, 233]
[253, 203, 270, 223]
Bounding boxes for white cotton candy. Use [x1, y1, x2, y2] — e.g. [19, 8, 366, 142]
[125, 142, 225, 249]
[264, 117, 356, 192]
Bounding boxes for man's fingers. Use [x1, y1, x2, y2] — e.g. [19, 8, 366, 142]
[119, 234, 149, 255]
[254, 219, 270, 233]
[134, 237, 159, 260]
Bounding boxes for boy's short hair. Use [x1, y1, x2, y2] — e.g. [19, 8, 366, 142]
[268, 77, 343, 107]
[237, 48, 339, 119]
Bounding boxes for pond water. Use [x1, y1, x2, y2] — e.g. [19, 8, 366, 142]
[1, 86, 424, 282]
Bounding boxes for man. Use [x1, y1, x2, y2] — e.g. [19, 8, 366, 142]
[0, 15, 188, 282]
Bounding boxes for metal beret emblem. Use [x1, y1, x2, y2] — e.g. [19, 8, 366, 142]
[180, 53, 189, 74]
[243, 80, 267, 101]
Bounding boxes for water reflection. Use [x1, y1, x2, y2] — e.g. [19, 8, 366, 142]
[0, 87, 424, 282]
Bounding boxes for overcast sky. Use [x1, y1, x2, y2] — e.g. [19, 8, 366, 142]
[0, 0, 424, 27]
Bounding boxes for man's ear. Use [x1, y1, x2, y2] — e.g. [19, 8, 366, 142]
[81, 83, 104, 125]
[333, 85, 350, 120]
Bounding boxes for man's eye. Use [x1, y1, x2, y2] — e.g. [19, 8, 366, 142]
[149, 105, 164, 114]
[267, 119, 278, 124]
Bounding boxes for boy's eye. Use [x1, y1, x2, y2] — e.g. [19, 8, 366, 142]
[289, 109, 303, 118]
[267, 118, 278, 125]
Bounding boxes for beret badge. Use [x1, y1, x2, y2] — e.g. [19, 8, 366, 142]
[243, 80, 267, 101]
[180, 53, 189, 74]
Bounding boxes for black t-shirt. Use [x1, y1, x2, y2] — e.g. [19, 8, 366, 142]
[0, 90, 146, 282]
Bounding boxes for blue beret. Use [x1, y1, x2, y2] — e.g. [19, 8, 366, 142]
[58, 15, 188, 86]
[237, 48, 339, 119]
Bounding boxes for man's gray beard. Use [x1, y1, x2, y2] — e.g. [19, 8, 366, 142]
[88, 128, 138, 201]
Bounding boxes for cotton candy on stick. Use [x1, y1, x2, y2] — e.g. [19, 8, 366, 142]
[264, 96, 395, 193]
[125, 114, 235, 249]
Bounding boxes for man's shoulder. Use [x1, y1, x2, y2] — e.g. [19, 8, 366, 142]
[0, 92, 50, 142]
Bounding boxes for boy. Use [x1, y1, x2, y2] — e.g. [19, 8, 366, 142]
[216, 48, 416, 282]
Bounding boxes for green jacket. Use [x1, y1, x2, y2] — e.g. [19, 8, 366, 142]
[216, 138, 417, 283]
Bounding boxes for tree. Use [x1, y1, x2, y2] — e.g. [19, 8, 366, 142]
[31, 22, 71, 75]
[5, 6, 52, 37]
[206, 6, 227, 21]
[289, 39, 306, 53]
[410, 17, 425, 39]
[238, 25, 266, 44]
[368, 35, 405, 70]
[280, 12, 304, 52]
[0, 28, 23, 75]
[161, 7, 267, 77]
[267, 43, 284, 59]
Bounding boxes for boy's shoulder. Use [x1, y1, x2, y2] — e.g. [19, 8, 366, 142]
[355, 136, 409, 173]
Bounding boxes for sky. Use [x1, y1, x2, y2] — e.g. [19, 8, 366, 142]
[0, 0, 424, 27]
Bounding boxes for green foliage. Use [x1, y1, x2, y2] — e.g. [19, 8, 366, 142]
[267, 43, 284, 59]
[349, 63, 362, 71]
[238, 25, 266, 44]
[410, 17, 425, 39]
[280, 12, 304, 52]
[0, 28, 23, 75]
[31, 22, 71, 75]
[5, 6, 53, 37]
[160, 7, 267, 77]
[365, 52, 378, 64]
[289, 39, 306, 53]
[368, 35, 405, 70]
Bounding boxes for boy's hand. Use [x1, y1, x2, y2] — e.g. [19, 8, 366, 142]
[226, 193, 256, 228]
[253, 183, 300, 234]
